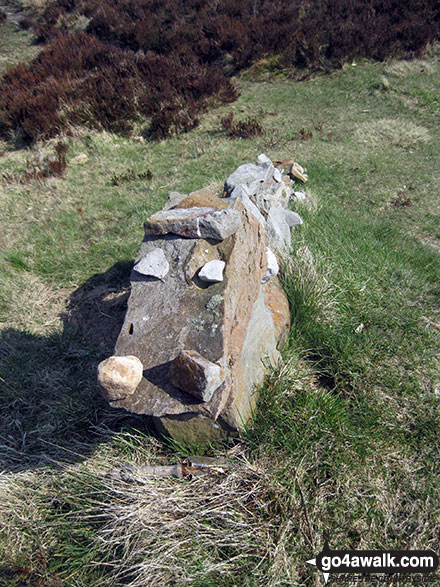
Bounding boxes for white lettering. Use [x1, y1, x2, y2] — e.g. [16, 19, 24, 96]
[419, 556, 434, 568]
[341, 554, 350, 566]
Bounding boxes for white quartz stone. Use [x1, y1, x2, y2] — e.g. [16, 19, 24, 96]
[198, 260, 226, 283]
[133, 248, 169, 279]
[262, 247, 279, 283]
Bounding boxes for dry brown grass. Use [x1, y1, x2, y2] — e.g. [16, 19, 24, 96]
[354, 118, 430, 149]
[0, 272, 68, 334]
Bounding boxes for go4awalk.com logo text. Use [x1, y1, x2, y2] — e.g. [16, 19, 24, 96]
[307, 541, 439, 583]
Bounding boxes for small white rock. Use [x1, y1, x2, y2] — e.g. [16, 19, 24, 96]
[257, 153, 273, 167]
[273, 168, 283, 182]
[262, 248, 279, 283]
[198, 260, 225, 283]
[134, 248, 169, 279]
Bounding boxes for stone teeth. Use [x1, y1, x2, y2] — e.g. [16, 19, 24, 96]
[133, 248, 169, 279]
[262, 248, 279, 283]
[100, 155, 308, 442]
[198, 260, 226, 283]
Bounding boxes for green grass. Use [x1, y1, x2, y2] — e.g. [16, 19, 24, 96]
[0, 10, 439, 583]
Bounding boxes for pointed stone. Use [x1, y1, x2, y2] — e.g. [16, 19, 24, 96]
[169, 350, 225, 402]
[256, 153, 273, 167]
[273, 168, 283, 182]
[133, 248, 169, 279]
[266, 206, 292, 250]
[224, 163, 273, 196]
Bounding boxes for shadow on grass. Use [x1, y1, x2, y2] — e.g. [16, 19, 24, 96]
[0, 260, 157, 473]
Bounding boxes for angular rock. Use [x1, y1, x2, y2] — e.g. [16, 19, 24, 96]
[169, 350, 225, 402]
[266, 206, 293, 250]
[289, 162, 308, 183]
[262, 247, 279, 283]
[198, 260, 225, 283]
[224, 163, 273, 196]
[256, 153, 273, 167]
[240, 193, 266, 226]
[228, 184, 250, 200]
[98, 355, 143, 401]
[133, 248, 169, 279]
[273, 168, 283, 183]
[184, 240, 220, 285]
[284, 210, 303, 228]
[144, 207, 242, 241]
[251, 182, 292, 215]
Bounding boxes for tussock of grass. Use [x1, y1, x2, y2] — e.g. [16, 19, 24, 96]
[354, 118, 430, 149]
[0, 441, 295, 586]
[385, 59, 435, 77]
[0, 272, 67, 334]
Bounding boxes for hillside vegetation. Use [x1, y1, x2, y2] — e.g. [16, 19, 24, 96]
[0, 3, 439, 586]
[0, 0, 439, 143]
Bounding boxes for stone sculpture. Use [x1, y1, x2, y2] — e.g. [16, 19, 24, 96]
[98, 154, 306, 442]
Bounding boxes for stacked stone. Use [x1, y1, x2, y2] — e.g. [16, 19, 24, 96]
[98, 155, 304, 442]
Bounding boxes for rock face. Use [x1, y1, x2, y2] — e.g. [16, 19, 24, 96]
[98, 154, 305, 442]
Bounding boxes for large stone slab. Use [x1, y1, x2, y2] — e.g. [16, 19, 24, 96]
[222, 285, 281, 429]
[144, 207, 242, 240]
